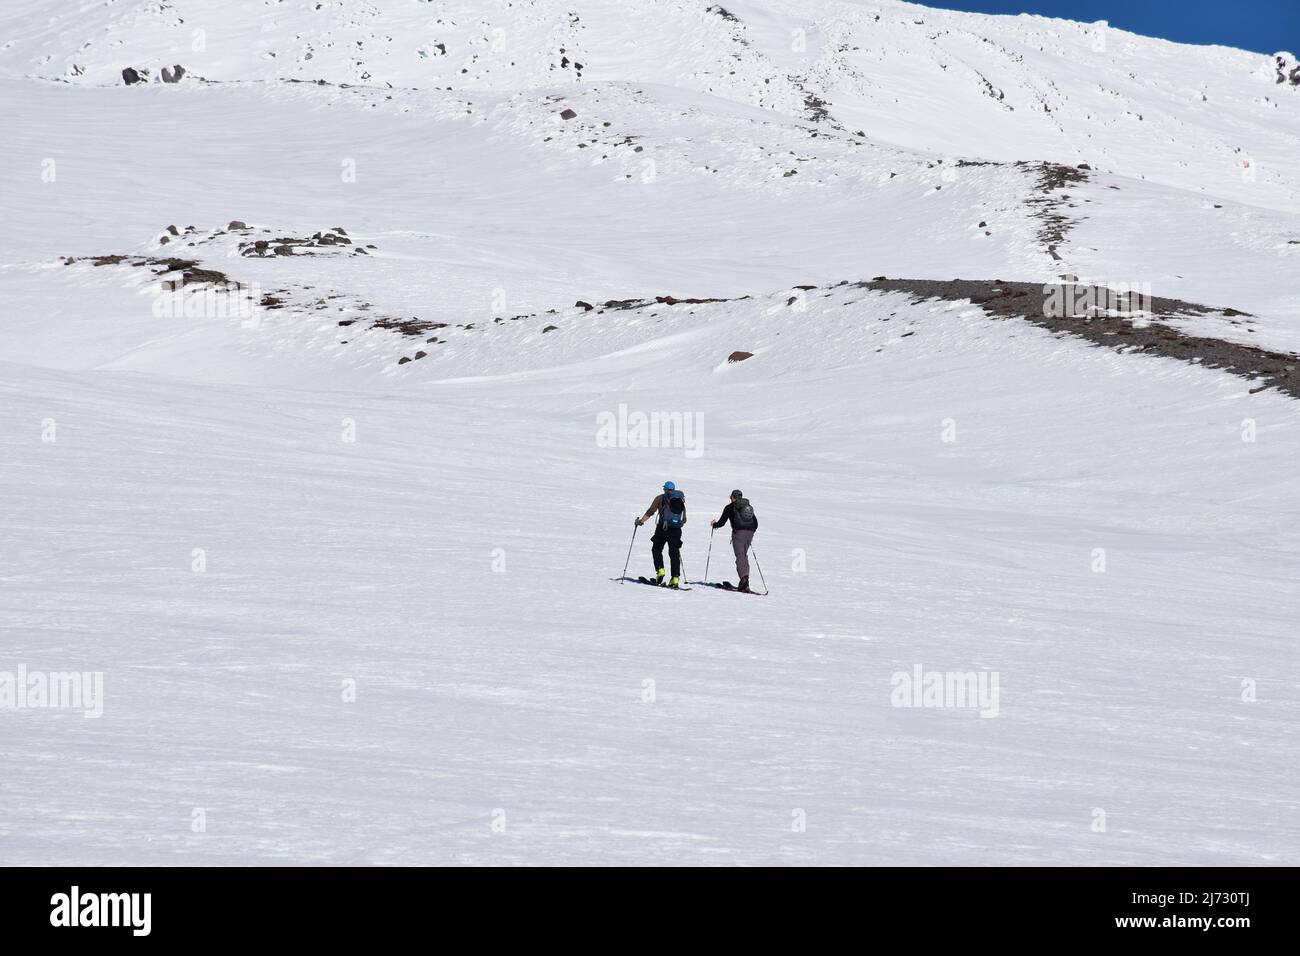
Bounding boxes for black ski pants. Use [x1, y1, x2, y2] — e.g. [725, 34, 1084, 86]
[651, 527, 683, 578]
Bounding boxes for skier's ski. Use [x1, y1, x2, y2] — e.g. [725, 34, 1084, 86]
[697, 581, 767, 595]
[631, 575, 692, 591]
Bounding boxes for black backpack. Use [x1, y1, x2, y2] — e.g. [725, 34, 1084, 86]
[732, 497, 757, 530]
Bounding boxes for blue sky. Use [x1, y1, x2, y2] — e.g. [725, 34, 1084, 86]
[916, 1, 1297, 55]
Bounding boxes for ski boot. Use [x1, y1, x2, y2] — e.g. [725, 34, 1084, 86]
[738, 575, 751, 593]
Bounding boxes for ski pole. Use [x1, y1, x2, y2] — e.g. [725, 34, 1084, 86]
[620, 521, 639, 582]
[750, 545, 768, 595]
[704, 526, 715, 583]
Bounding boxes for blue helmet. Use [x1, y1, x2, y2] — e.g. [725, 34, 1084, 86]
[663, 481, 675, 491]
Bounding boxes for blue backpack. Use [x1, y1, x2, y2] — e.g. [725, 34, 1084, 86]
[661, 490, 686, 530]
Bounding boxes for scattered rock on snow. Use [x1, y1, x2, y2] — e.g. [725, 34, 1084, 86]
[238, 228, 361, 257]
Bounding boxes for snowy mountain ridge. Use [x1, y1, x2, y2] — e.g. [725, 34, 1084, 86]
[3, 0, 1298, 209]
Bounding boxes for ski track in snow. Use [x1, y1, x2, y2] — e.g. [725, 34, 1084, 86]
[1, 0, 1298, 865]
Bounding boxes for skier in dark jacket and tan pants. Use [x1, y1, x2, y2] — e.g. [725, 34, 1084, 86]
[711, 489, 758, 592]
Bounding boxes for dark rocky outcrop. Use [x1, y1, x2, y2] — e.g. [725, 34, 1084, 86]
[64, 253, 244, 292]
[655, 294, 733, 306]
[859, 277, 1298, 400]
[238, 227, 361, 257]
[372, 317, 441, 336]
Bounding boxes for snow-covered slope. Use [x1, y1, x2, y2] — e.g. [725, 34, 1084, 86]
[1, 1, 1297, 865]
[5, 279, 1299, 865]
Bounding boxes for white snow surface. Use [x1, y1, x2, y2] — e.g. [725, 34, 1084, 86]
[0, 0, 1298, 865]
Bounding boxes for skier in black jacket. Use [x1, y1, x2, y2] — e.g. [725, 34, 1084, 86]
[711, 489, 758, 591]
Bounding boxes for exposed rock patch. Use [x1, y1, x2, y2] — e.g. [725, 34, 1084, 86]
[371, 316, 439, 337]
[1274, 54, 1300, 86]
[859, 277, 1298, 399]
[61, 254, 241, 290]
[654, 294, 733, 306]
[237, 227, 363, 257]
[1016, 161, 1090, 261]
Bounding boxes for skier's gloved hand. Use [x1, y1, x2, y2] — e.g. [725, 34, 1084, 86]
[635, 517, 644, 526]
[710, 520, 717, 529]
